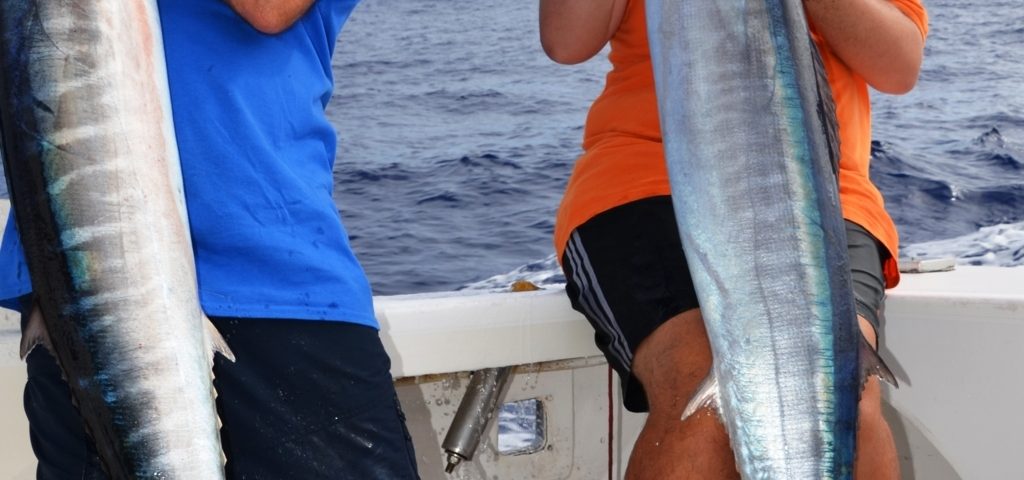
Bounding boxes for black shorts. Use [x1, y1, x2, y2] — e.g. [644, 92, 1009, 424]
[21, 307, 421, 480]
[560, 196, 888, 412]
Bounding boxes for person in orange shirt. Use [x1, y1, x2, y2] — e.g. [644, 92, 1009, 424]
[539, 0, 928, 478]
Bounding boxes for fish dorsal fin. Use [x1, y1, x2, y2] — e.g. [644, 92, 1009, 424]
[681, 373, 720, 421]
[861, 336, 898, 388]
[809, 34, 841, 179]
[19, 303, 51, 360]
[203, 314, 231, 471]
[204, 316, 236, 363]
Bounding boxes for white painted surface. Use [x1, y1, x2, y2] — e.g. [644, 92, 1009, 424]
[398, 359, 613, 480]
[881, 267, 1023, 480]
[376, 288, 600, 378]
[0, 180, 1021, 480]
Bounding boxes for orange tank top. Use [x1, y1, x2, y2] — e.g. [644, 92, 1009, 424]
[553, 0, 929, 288]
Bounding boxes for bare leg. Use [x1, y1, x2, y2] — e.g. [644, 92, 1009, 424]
[625, 308, 739, 479]
[624, 311, 898, 479]
[855, 317, 901, 480]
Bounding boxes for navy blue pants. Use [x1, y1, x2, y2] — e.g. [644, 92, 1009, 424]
[22, 312, 420, 479]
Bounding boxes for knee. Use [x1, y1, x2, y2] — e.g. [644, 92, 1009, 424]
[632, 309, 711, 416]
[857, 376, 896, 445]
[854, 377, 900, 479]
[858, 376, 884, 416]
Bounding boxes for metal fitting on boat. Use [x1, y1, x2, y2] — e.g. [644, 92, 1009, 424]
[442, 366, 514, 474]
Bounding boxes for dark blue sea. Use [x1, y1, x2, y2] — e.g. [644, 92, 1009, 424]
[3, 1, 1018, 295]
[331, 0, 1024, 294]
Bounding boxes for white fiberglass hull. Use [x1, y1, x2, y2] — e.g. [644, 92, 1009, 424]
[2, 198, 1020, 479]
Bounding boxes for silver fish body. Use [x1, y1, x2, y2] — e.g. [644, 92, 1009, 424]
[646, 0, 861, 478]
[0, 2, 227, 478]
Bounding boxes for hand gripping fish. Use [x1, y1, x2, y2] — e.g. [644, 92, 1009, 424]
[646, 0, 895, 478]
[0, 2, 232, 478]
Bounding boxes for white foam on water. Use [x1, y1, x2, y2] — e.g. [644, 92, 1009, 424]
[901, 222, 1024, 267]
[467, 222, 1024, 294]
[461, 254, 564, 292]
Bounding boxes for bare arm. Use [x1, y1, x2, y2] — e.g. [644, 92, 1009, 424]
[539, 0, 629, 65]
[803, 0, 925, 94]
[223, 0, 317, 35]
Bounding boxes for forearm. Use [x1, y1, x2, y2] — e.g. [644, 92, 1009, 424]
[539, 0, 626, 64]
[223, 0, 316, 34]
[803, 0, 925, 94]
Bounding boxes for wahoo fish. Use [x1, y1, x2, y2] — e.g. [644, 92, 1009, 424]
[646, 0, 890, 478]
[0, 1, 231, 478]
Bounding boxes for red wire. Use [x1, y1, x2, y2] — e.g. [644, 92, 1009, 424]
[608, 364, 614, 480]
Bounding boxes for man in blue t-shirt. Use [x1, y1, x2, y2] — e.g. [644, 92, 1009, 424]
[1, 1, 421, 478]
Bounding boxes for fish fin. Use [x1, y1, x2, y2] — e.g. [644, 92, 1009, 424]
[18, 304, 51, 359]
[861, 335, 898, 388]
[205, 316, 236, 362]
[809, 33, 841, 178]
[681, 373, 719, 421]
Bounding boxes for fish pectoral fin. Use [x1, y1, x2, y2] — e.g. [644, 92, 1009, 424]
[205, 316, 236, 362]
[681, 373, 720, 421]
[18, 303, 52, 360]
[861, 335, 898, 388]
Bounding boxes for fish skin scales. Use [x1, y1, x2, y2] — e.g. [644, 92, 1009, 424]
[0, 2, 228, 478]
[645, 0, 860, 478]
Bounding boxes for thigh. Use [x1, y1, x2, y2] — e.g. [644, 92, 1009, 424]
[20, 295, 109, 480]
[211, 317, 420, 480]
[24, 349, 109, 480]
[845, 220, 888, 342]
[561, 196, 701, 413]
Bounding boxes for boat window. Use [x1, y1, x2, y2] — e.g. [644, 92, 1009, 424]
[496, 398, 546, 456]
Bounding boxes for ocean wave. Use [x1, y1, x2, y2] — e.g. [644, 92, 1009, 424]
[461, 254, 565, 292]
[902, 221, 1024, 267]
[465, 221, 1024, 295]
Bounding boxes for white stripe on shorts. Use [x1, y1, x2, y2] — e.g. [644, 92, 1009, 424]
[566, 231, 634, 369]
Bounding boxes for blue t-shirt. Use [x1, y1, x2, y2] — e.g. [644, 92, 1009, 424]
[0, 0, 377, 327]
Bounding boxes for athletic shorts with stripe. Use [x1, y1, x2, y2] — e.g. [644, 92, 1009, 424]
[560, 195, 889, 413]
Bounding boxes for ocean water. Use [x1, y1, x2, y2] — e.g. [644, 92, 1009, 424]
[0, 1, 1017, 295]
[331, 0, 1023, 294]
[328, 0, 603, 294]
[870, 0, 1024, 252]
